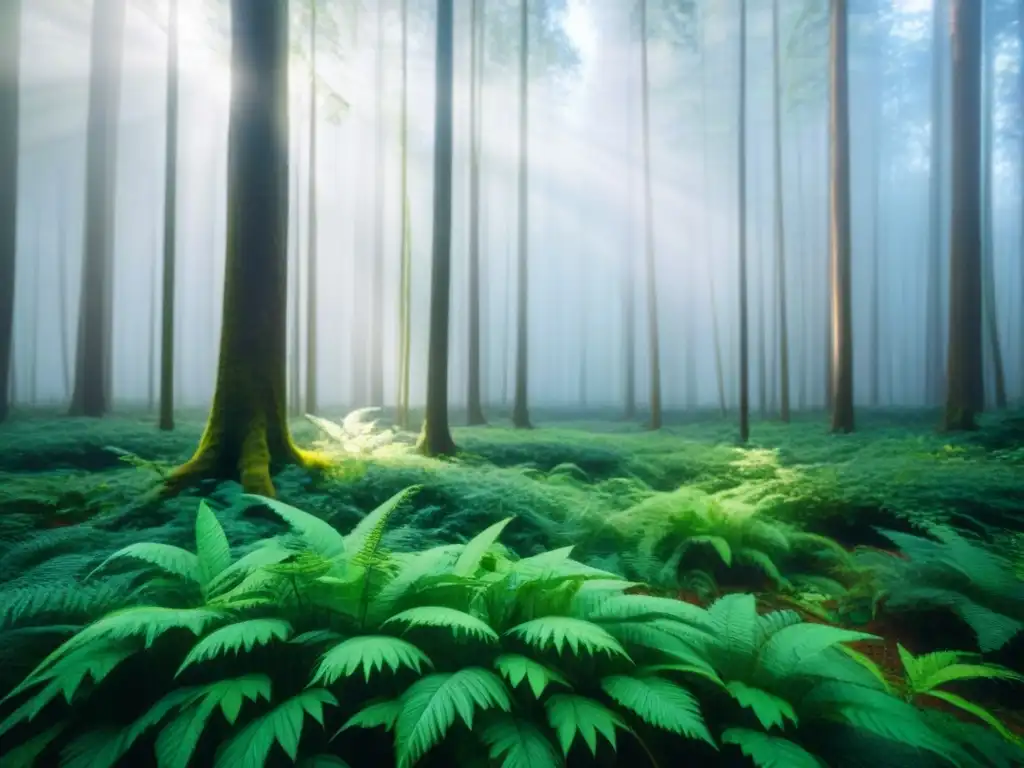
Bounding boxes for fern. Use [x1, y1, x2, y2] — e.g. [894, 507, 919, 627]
[385, 606, 499, 642]
[338, 698, 402, 734]
[242, 494, 347, 560]
[721, 728, 824, 767]
[601, 674, 714, 744]
[481, 714, 564, 768]
[311, 635, 432, 684]
[345, 486, 420, 566]
[454, 517, 515, 577]
[176, 618, 292, 674]
[494, 654, 571, 698]
[545, 694, 628, 756]
[507, 616, 630, 659]
[725, 681, 798, 731]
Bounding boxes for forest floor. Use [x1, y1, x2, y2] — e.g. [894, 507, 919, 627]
[1, 406, 1023, 744]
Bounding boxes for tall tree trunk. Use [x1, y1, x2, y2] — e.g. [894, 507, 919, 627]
[305, 0, 320, 414]
[869, 114, 881, 407]
[796, 113, 809, 410]
[166, 0, 327, 496]
[397, 0, 412, 429]
[771, 0, 790, 422]
[512, 0, 532, 429]
[829, 0, 855, 433]
[149, 225, 157, 411]
[290, 137, 302, 415]
[1019, 0, 1024, 401]
[754, 155, 767, 417]
[70, 0, 127, 417]
[466, 0, 486, 425]
[29, 214, 38, 404]
[418, 0, 457, 456]
[502, 229, 511, 406]
[0, 0, 20, 423]
[925, 0, 946, 406]
[58, 188, 71, 398]
[623, 24, 636, 421]
[369, 1, 386, 407]
[738, 0, 750, 443]
[980, 14, 1006, 410]
[944, 0, 984, 430]
[639, 0, 662, 430]
[159, 0, 179, 430]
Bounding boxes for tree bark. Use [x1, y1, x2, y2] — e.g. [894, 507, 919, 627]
[829, 0, 855, 433]
[418, 0, 457, 457]
[397, 0, 412, 429]
[925, 0, 946, 407]
[70, 0, 126, 417]
[771, 0, 790, 422]
[57, 187, 71, 398]
[0, 0, 19, 424]
[369, 0, 386, 407]
[943, 0, 984, 430]
[512, 0, 532, 429]
[738, 0, 750, 443]
[166, 0, 326, 496]
[305, 0, 320, 415]
[466, 0, 486, 425]
[624, 13, 636, 421]
[159, 0, 179, 430]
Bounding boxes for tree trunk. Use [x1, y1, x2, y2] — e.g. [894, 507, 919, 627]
[1019, 0, 1024, 401]
[829, 0, 855, 433]
[502, 228, 511, 406]
[148, 225, 157, 411]
[305, 0, 320, 415]
[738, 0, 750, 443]
[58, 188, 71, 398]
[289, 134, 302, 416]
[771, 0, 790, 422]
[70, 0, 126, 417]
[29, 214, 38, 404]
[166, 0, 326, 496]
[754, 155, 767, 417]
[796, 113, 808, 411]
[0, 0, 19, 424]
[466, 0, 486, 425]
[869, 10, 882, 409]
[397, 0, 412, 429]
[512, 0, 532, 429]
[369, 1, 385, 407]
[944, 0, 984, 430]
[159, 0, 179, 430]
[418, 0, 457, 457]
[624, 18, 636, 421]
[925, 0, 946, 406]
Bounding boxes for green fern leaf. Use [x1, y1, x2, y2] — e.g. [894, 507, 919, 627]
[480, 714, 564, 768]
[725, 681, 798, 731]
[385, 606, 499, 642]
[395, 669, 512, 768]
[838, 645, 892, 693]
[602, 675, 714, 744]
[88, 543, 199, 585]
[545, 694, 628, 757]
[757, 623, 878, 679]
[578, 593, 715, 632]
[337, 699, 402, 734]
[721, 728, 824, 767]
[507, 616, 630, 660]
[708, 593, 759, 662]
[63, 606, 224, 657]
[205, 540, 295, 598]
[687, 535, 733, 566]
[195, 501, 232, 591]
[345, 486, 420, 563]
[454, 518, 514, 577]
[176, 618, 292, 674]
[900, 645, 1024, 693]
[242, 494, 346, 560]
[735, 548, 789, 587]
[921, 690, 1021, 745]
[312, 635, 432, 684]
[213, 688, 337, 768]
[494, 654, 571, 698]
[60, 729, 129, 768]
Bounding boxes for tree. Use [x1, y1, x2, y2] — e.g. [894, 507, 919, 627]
[772, 0, 791, 422]
[512, 0, 532, 429]
[0, 0, 21, 424]
[418, 0, 457, 457]
[639, 0, 662, 430]
[304, 0, 321, 415]
[738, 0, 750, 443]
[943, 0, 983, 431]
[70, 0, 127, 418]
[159, 0, 180, 431]
[166, 0, 326, 496]
[467, 0, 487, 426]
[829, 0, 854, 434]
[925, 0, 946, 406]
[397, 0, 413, 429]
[369, 0, 386, 407]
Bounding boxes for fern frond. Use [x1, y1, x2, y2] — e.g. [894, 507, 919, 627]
[725, 680, 798, 731]
[454, 517, 514, 577]
[602, 675, 714, 744]
[176, 618, 292, 674]
[312, 635, 432, 684]
[337, 698, 402, 735]
[545, 694, 629, 756]
[87, 543, 199, 584]
[481, 714, 564, 768]
[495, 654, 571, 698]
[507, 616, 631, 660]
[922, 690, 1022, 745]
[757, 623, 878, 679]
[241, 494, 346, 560]
[384, 606, 499, 642]
[721, 728, 824, 767]
[346, 486, 420, 565]
[195, 501, 232, 592]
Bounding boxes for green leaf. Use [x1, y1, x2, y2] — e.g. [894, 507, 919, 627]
[708, 593, 759, 662]
[385, 606, 499, 642]
[507, 616, 631, 660]
[0, 722, 66, 768]
[838, 645, 892, 693]
[214, 688, 337, 768]
[687, 535, 733, 566]
[395, 669, 513, 768]
[312, 635, 432, 684]
[494, 654, 571, 698]
[602, 675, 714, 744]
[454, 518, 514, 577]
[757, 623, 878, 679]
[87, 543, 199, 585]
[725, 681, 798, 731]
[480, 714, 564, 768]
[921, 690, 1021, 745]
[242, 494, 346, 560]
[545, 694, 628, 757]
[337, 699, 402, 735]
[177, 618, 292, 674]
[345, 486, 419, 562]
[721, 728, 824, 768]
[195, 501, 232, 591]
[205, 540, 295, 597]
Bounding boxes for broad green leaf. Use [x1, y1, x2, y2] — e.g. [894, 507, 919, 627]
[757, 623, 878, 679]
[454, 518, 514, 577]
[494, 654, 570, 698]
[87, 543, 199, 585]
[311, 636, 432, 684]
[177, 619, 292, 674]
[725, 681, 798, 731]
[721, 728, 824, 768]
[195, 501, 232, 590]
[481, 714, 564, 768]
[602, 675, 714, 744]
[545, 694, 628, 756]
[507, 616, 630, 660]
[242, 494, 346, 560]
[337, 699, 402, 735]
[921, 690, 1021, 745]
[385, 606, 499, 642]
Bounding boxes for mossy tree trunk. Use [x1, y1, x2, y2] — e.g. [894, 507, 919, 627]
[925, 0, 946, 407]
[771, 0, 790, 423]
[512, 0, 532, 430]
[0, 0, 19, 424]
[829, 0, 855, 434]
[466, 0, 487, 426]
[418, 0, 457, 458]
[943, 0, 983, 431]
[167, 0, 325, 497]
[639, 0, 661, 431]
[159, 0, 179, 431]
[70, 0, 126, 418]
[738, 0, 750, 444]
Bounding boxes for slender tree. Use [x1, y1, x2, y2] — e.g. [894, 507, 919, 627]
[397, 0, 413, 429]
[925, 0, 946, 405]
[57, 187, 71, 398]
[369, 0, 386, 407]
[829, 0, 854, 433]
[943, 0, 984, 431]
[70, 0, 127, 417]
[771, 0, 790, 422]
[738, 0, 750, 443]
[1019, 0, 1024, 400]
[467, 0, 487, 425]
[159, 0, 179, 430]
[418, 0, 457, 457]
[0, 0, 21, 424]
[166, 0, 327, 496]
[623, 16, 637, 421]
[305, 0, 320, 414]
[869, 0, 882, 408]
[512, 0, 532, 429]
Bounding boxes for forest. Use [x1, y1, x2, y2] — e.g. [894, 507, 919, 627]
[0, 0, 1023, 766]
